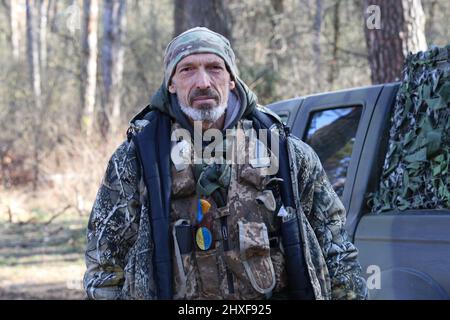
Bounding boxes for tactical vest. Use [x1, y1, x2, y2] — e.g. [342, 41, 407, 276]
[169, 120, 288, 299]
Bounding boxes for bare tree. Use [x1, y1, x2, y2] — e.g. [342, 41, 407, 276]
[9, 0, 20, 61]
[270, 0, 283, 13]
[49, 0, 59, 32]
[312, 0, 323, 90]
[80, 0, 99, 136]
[101, 0, 127, 137]
[364, 0, 427, 84]
[424, 0, 438, 42]
[268, 0, 285, 71]
[26, 0, 42, 110]
[173, 0, 232, 40]
[328, 0, 341, 87]
[26, 0, 42, 191]
[38, 0, 48, 76]
[173, 0, 186, 37]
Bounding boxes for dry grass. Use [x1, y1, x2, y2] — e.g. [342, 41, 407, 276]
[0, 134, 125, 300]
[0, 213, 88, 299]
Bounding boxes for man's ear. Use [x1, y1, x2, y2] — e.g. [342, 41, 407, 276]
[229, 80, 235, 90]
[168, 82, 176, 94]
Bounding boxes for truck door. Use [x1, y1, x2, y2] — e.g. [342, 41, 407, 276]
[278, 85, 383, 212]
[351, 83, 450, 299]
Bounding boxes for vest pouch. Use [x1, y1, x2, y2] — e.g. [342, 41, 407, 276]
[171, 164, 196, 198]
[238, 220, 276, 294]
[172, 219, 196, 299]
[239, 164, 269, 191]
[195, 249, 221, 297]
[238, 123, 274, 190]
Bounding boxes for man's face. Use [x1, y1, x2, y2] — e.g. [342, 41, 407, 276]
[168, 53, 236, 124]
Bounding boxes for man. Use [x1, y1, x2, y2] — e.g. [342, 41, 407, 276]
[83, 27, 367, 300]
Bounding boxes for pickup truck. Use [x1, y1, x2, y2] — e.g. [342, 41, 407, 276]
[268, 83, 450, 300]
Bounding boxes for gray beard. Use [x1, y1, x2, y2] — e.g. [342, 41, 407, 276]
[179, 101, 227, 123]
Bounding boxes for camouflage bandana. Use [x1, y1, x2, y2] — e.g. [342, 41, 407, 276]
[163, 27, 238, 87]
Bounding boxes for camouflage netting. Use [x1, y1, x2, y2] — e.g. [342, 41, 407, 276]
[370, 45, 450, 213]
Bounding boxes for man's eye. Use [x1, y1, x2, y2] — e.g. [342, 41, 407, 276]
[180, 67, 192, 73]
[210, 66, 223, 71]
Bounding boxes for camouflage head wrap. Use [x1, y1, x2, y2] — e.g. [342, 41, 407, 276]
[163, 27, 238, 87]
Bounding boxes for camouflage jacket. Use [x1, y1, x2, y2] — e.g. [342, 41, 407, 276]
[83, 81, 367, 300]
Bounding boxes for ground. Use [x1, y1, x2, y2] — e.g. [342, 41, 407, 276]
[0, 215, 88, 300]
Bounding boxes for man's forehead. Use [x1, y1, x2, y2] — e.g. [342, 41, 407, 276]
[177, 53, 225, 67]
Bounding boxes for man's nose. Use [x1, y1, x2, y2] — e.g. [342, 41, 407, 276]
[194, 69, 211, 89]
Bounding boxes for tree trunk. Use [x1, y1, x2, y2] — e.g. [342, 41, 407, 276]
[38, 0, 48, 76]
[26, 0, 42, 191]
[26, 0, 42, 110]
[9, 0, 20, 61]
[81, 0, 99, 136]
[328, 0, 341, 87]
[364, 0, 427, 84]
[101, 0, 127, 138]
[268, 0, 284, 72]
[50, 0, 59, 32]
[402, 0, 427, 55]
[425, 0, 438, 42]
[173, 0, 232, 41]
[173, 0, 186, 37]
[312, 0, 323, 90]
[270, 0, 284, 13]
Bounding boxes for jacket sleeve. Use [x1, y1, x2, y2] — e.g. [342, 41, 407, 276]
[297, 141, 368, 300]
[83, 140, 141, 299]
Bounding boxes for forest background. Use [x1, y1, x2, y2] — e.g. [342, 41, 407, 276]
[0, 0, 448, 299]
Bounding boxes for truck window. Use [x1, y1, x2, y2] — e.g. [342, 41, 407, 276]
[304, 106, 363, 198]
